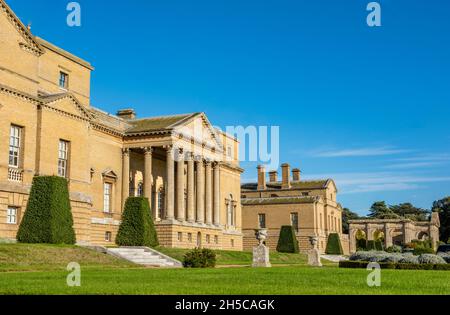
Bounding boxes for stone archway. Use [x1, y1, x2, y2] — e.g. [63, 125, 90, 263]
[392, 229, 404, 246]
[417, 231, 429, 241]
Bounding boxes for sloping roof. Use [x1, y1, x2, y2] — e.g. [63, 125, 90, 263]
[125, 113, 200, 135]
[241, 196, 319, 205]
[0, 0, 43, 55]
[241, 180, 331, 191]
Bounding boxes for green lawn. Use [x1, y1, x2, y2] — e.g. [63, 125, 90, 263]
[1, 244, 449, 295]
[1, 266, 450, 295]
[155, 246, 318, 266]
[0, 244, 135, 272]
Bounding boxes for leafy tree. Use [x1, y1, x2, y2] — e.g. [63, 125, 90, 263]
[342, 208, 359, 234]
[368, 201, 397, 219]
[432, 197, 450, 243]
[390, 203, 429, 221]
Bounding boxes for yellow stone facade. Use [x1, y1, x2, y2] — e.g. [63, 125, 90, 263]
[241, 164, 350, 254]
[0, 0, 243, 250]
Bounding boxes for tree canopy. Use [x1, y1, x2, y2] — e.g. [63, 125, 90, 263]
[432, 196, 450, 243]
[342, 208, 360, 234]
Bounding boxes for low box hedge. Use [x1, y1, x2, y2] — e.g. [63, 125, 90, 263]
[339, 260, 450, 271]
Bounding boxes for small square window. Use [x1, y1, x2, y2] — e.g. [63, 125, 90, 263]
[177, 232, 183, 242]
[105, 231, 112, 242]
[59, 72, 69, 89]
[7, 207, 18, 224]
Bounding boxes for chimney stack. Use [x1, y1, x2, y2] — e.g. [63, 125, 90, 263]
[257, 165, 266, 190]
[292, 168, 301, 182]
[281, 163, 291, 189]
[117, 109, 136, 120]
[269, 170, 278, 183]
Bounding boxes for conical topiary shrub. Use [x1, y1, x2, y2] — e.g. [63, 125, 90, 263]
[326, 233, 344, 255]
[116, 197, 159, 247]
[17, 176, 76, 244]
[276, 226, 299, 253]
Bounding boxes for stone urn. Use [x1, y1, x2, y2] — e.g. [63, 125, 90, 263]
[252, 229, 271, 268]
[255, 228, 268, 246]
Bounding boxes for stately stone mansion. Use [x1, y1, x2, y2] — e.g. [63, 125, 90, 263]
[0, 0, 243, 249]
[241, 164, 349, 254]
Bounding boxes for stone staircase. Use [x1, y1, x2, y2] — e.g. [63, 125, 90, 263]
[107, 247, 182, 268]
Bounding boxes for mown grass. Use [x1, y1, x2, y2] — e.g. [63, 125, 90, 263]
[155, 246, 325, 266]
[1, 266, 450, 295]
[0, 244, 135, 272]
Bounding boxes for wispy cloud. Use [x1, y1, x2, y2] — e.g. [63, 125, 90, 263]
[311, 146, 409, 158]
[383, 161, 444, 170]
[303, 172, 450, 194]
[383, 153, 450, 170]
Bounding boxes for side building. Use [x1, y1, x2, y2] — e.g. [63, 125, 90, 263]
[241, 164, 349, 254]
[0, 0, 243, 250]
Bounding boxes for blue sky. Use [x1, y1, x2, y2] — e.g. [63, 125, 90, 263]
[7, 0, 450, 215]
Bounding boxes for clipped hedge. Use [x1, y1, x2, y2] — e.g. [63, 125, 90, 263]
[183, 248, 216, 268]
[276, 226, 299, 253]
[325, 233, 343, 255]
[116, 197, 159, 247]
[17, 176, 76, 244]
[356, 238, 367, 251]
[339, 260, 450, 271]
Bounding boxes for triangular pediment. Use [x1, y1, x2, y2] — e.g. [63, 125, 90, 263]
[41, 93, 93, 120]
[173, 113, 223, 152]
[102, 168, 118, 180]
[0, 0, 43, 55]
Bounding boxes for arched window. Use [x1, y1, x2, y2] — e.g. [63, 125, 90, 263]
[158, 187, 165, 219]
[137, 182, 143, 197]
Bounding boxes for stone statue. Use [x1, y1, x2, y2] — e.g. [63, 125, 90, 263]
[307, 236, 322, 267]
[252, 229, 271, 268]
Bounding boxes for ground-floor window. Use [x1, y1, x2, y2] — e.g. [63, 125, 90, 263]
[105, 231, 112, 242]
[177, 232, 183, 242]
[214, 235, 219, 244]
[258, 213, 266, 229]
[206, 234, 210, 244]
[6, 206, 18, 224]
[188, 233, 192, 242]
[290, 212, 299, 232]
[231, 239, 234, 248]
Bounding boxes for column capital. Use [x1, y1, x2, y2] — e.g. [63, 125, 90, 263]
[143, 147, 154, 155]
[194, 155, 204, 163]
[122, 148, 130, 155]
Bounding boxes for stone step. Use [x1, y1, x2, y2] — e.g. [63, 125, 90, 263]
[105, 246, 182, 268]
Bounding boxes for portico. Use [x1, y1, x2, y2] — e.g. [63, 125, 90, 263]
[116, 112, 244, 250]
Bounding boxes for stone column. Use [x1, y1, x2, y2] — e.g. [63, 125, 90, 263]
[196, 157, 205, 224]
[176, 149, 185, 222]
[384, 224, 393, 248]
[165, 145, 175, 221]
[122, 148, 130, 208]
[213, 162, 220, 226]
[205, 161, 213, 225]
[187, 153, 195, 223]
[143, 147, 153, 207]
